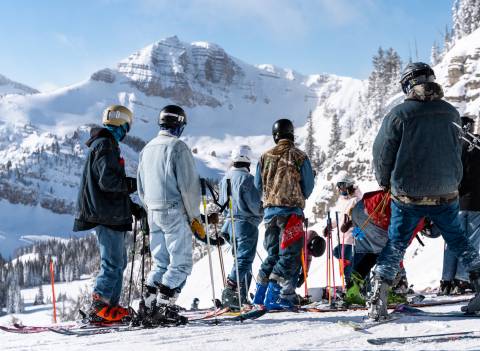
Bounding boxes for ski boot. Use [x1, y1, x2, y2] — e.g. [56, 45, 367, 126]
[264, 280, 295, 311]
[343, 271, 366, 306]
[438, 280, 453, 296]
[141, 284, 187, 327]
[367, 276, 390, 321]
[253, 281, 268, 305]
[221, 280, 242, 311]
[452, 279, 473, 295]
[87, 293, 130, 323]
[461, 271, 480, 314]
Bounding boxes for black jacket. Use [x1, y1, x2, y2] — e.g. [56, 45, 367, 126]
[73, 128, 132, 231]
[459, 138, 480, 211]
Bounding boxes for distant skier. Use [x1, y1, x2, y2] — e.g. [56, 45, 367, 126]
[73, 105, 140, 323]
[370, 62, 480, 320]
[252, 118, 315, 310]
[440, 116, 480, 295]
[137, 105, 204, 324]
[323, 175, 362, 284]
[219, 145, 263, 310]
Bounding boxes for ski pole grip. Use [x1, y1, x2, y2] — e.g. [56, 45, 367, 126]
[200, 178, 206, 196]
[226, 179, 232, 197]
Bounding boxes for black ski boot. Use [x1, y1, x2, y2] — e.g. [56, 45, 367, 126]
[149, 284, 187, 326]
[367, 275, 390, 321]
[462, 271, 480, 314]
[438, 280, 453, 296]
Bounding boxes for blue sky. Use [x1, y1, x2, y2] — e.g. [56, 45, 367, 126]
[0, 0, 453, 91]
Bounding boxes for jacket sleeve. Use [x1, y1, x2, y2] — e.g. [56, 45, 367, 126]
[300, 158, 315, 199]
[254, 161, 263, 198]
[137, 151, 146, 208]
[219, 177, 228, 215]
[92, 141, 128, 193]
[372, 112, 403, 188]
[241, 176, 263, 217]
[174, 142, 201, 222]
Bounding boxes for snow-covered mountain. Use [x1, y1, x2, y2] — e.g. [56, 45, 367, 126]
[0, 36, 363, 257]
[306, 27, 480, 220]
[0, 74, 38, 97]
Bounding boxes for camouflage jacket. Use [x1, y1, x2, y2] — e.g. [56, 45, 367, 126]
[260, 140, 307, 208]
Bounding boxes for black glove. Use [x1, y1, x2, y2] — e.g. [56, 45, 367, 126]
[126, 177, 137, 194]
[130, 200, 146, 220]
[200, 213, 220, 225]
[322, 226, 331, 238]
[212, 234, 225, 246]
[340, 214, 352, 233]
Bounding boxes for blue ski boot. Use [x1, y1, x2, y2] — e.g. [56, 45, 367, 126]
[253, 282, 268, 305]
[264, 281, 294, 311]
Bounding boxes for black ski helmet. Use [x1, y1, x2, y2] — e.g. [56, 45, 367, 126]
[158, 105, 187, 128]
[400, 62, 436, 94]
[461, 116, 475, 133]
[307, 231, 326, 257]
[272, 118, 294, 144]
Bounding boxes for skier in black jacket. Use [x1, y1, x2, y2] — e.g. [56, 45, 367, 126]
[441, 116, 480, 294]
[74, 105, 142, 323]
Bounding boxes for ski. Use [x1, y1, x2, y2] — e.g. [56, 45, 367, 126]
[394, 304, 480, 318]
[337, 316, 401, 331]
[48, 325, 141, 336]
[367, 331, 480, 345]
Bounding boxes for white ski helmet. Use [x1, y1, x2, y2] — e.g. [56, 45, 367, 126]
[231, 145, 253, 163]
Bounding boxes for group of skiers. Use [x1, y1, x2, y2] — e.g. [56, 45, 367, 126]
[73, 60, 480, 326]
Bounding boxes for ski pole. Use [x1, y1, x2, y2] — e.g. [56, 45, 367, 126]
[326, 211, 333, 304]
[301, 218, 309, 298]
[214, 224, 227, 288]
[200, 178, 219, 322]
[49, 258, 57, 323]
[227, 178, 243, 313]
[137, 218, 148, 319]
[127, 218, 137, 308]
[330, 232, 336, 300]
[335, 211, 345, 291]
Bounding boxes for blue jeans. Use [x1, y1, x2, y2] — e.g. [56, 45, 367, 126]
[375, 200, 480, 282]
[442, 211, 480, 281]
[222, 220, 259, 299]
[258, 216, 304, 294]
[94, 225, 128, 306]
[146, 208, 193, 291]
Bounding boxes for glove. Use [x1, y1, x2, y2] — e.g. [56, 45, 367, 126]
[322, 226, 331, 238]
[126, 177, 137, 194]
[212, 234, 226, 246]
[202, 212, 220, 225]
[191, 218, 206, 240]
[130, 201, 146, 220]
[340, 214, 352, 233]
[352, 226, 366, 240]
[209, 213, 220, 225]
[380, 184, 390, 193]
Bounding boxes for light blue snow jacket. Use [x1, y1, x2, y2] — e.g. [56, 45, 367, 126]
[137, 130, 201, 222]
[220, 167, 263, 226]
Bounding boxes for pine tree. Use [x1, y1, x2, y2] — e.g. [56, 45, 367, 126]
[453, 0, 480, 40]
[305, 110, 315, 160]
[34, 284, 45, 305]
[328, 112, 345, 157]
[430, 41, 441, 65]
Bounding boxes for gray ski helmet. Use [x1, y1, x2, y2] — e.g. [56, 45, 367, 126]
[400, 62, 436, 94]
[272, 118, 294, 144]
[158, 105, 187, 128]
